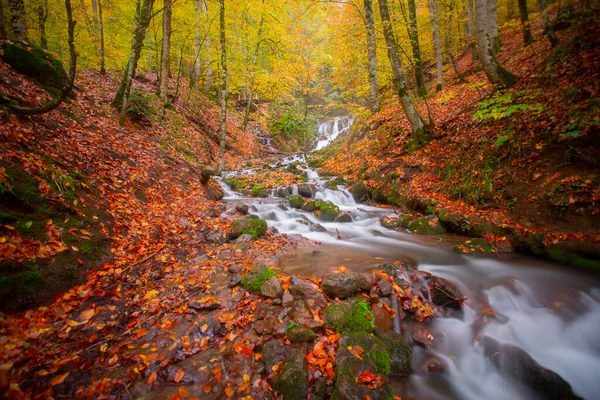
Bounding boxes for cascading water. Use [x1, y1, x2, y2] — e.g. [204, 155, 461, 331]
[217, 117, 600, 399]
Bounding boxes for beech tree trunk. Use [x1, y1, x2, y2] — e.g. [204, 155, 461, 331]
[98, 0, 106, 74]
[8, 0, 27, 42]
[203, 0, 213, 92]
[147, 30, 152, 72]
[191, 0, 202, 89]
[476, 0, 516, 88]
[363, 0, 380, 112]
[159, 0, 172, 100]
[242, 1, 265, 132]
[378, 0, 428, 144]
[537, 0, 559, 47]
[407, 0, 427, 97]
[468, 0, 477, 61]
[518, 0, 533, 46]
[217, 0, 227, 172]
[37, 0, 49, 49]
[112, 0, 155, 122]
[487, 0, 501, 52]
[427, 0, 443, 91]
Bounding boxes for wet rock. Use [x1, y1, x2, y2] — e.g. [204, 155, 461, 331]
[230, 216, 268, 240]
[334, 212, 353, 223]
[372, 304, 393, 331]
[205, 184, 224, 201]
[253, 254, 280, 269]
[297, 183, 316, 198]
[321, 272, 360, 299]
[372, 230, 386, 237]
[419, 357, 445, 374]
[277, 204, 289, 211]
[408, 215, 447, 235]
[482, 336, 581, 400]
[286, 323, 316, 343]
[263, 315, 277, 335]
[312, 223, 327, 232]
[234, 234, 254, 244]
[262, 339, 291, 372]
[189, 299, 221, 311]
[253, 320, 265, 335]
[412, 328, 438, 349]
[276, 187, 291, 198]
[282, 290, 294, 307]
[376, 279, 393, 297]
[241, 265, 276, 294]
[191, 319, 225, 340]
[379, 216, 402, 230]
[261, 276, 283, 299]
[428, 276, 464, 310]
[303, 200, 340, 222]
[332, 333, 394, 399]
[454, 238, 496, 255]
[375, 330, 412, 376]
[289, 283, 328, 310]
[235, 203, 249, 214]
[228, 264, 243, 275]
[208, 232, 229, 245]
[323, 300, 374, 334]
[287, 195, 305, 209]
[357, 272, 378, 291]
[273, 349, 308, 399]
[349, 180, 368, 203]
[403, 270, 432, 283]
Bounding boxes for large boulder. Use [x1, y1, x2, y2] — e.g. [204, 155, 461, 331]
[428, 276, 463, 310]
[297, 183, 317, 198]
[261, 276, 283, 298]
[321, 272, 359, 299]
[482, 337, 581, 400]
[262, 339, 291, 372]
[230, 216, 267, 240]
[289, 282, 328, 310]
[1, 42, 68, 90]
[241, 266, 276, 294]
[375, 330, 412, 376]
[286, 323, 316, 343]
[349, 181, 368, 203]
[323, 300, 374, 334]
[302, 200, 340, 222]
[334, 212, 353, 223]
[408, 215, 447, 235]
[287, 195, 305, 209]
[272, 349, 308, 399]
[276, 187, 291, 198]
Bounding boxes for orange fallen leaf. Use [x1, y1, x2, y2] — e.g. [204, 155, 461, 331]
[50, 372, 69, 386]
[174, 368, 185, 383]
[147, 372, 157, 385]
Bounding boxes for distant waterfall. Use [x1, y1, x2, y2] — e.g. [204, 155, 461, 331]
[314, 116, 354, 151]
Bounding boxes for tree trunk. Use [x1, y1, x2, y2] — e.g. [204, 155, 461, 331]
[476, 0, 516, 88]
[242, 1, 265, 132]
[37, 0, 48, 50]
[407, 0, 427, 97]
[147, 30, 152, 72]
[468, 0, 477, 61]
[174, 45, 184, 99]
[0, 0, 6, 39]
[378, 0, 428, 144]
[537, 0, 559, 47]
[427, 0, 443, 91]
[8, 0, 27, 42]
[486, 0, 501, 52]
[159, 0, 172, 100]
[6, 0, 77, 116]
[518, 0, 533, 46]
[203, 0, 213, 92]
[98, 0, 106, 74]
[363, 0, 380, 112]
[191, 0, 202, 89]
[217, 0, 227, 172]
[112, 0, 155, 121]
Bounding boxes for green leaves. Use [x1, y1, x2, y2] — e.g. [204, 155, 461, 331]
[473, 90, 545, 121]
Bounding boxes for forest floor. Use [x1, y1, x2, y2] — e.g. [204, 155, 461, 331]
[0, 8, 598, 400]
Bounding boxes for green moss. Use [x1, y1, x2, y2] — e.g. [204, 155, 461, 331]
[286, 323, 316, 343]
[371, 347, 391, 376]
[1, 42, 68, 89]
[223, 178, 245, 191]
[251, 186, 268, 198]
[272, 351, 307, 399]
[287, 195, 305, 209]
[241, 267, 275, 293]
[408, 216, 446, 235]
[303, 200, 339, 221]
[20, 269, 44, 295]
[323, 300, 375, 334]
[230, 217, 267, 240]
[546, 246, 600, 270]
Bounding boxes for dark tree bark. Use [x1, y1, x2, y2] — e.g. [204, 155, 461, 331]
[518, 0, 533, 46]
[363, 0, 380, 112]
[159, 0, 172, 99]
[8, 0, 27, 41]
[427, 0, 443, 91]
[378, 0, 428, 144]
[98, 0, 106, 73]
[537, 0, 558, 47]
[111, 0, 155, 122]
[5, 0, 77, 116]
[37, 0, 49, 49]
[0, 0, 6, 39]
[406, 0, 427, 97]
[217, 0, 228, 172]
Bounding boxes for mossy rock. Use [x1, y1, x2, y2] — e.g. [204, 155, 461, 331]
[545, 242, 600, 271]
[223, 178, 245, 191]
[287, 195, 305, 209]
[400, 214, 415, 229]
[332, 333, 394, 400]
[323, 300, 374, 334]
[454, 238, 495, 255]
[286, 323, 316, 343]
[241, 266, 275, 294]
[408, 215, 446, 235]
[273, 349, 308, 399]
[2, 42, 68, 90]
[349, 180, 368, 203]
[230, 217, 267, 240]
[302, 200, 340, 222]
[251, 186, 269, 198]
[374, 330, 412, 376]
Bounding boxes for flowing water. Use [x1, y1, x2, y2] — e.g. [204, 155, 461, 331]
[219, 117, 600, 399]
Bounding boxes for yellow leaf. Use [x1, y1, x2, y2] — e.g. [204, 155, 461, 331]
[225, 385, 234, 397]
[65, 319, 85, 327]
[80, 308, 95, 321]
[50, 372, 70, 386]
[144, 290, 159, 300]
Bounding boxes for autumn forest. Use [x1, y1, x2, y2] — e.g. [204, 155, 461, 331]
[0, 0, 599, 398]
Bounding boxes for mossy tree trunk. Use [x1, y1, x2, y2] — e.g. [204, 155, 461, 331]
[98, 0, 106, 74]
[8, 0, 27, 42]
[242, 0, 265, 132]
[537, 0, 559, 48]
[407, 0, 427, 97]
[378, 0, 429, 144]
[159, 0, 172, 100]
[518, 0, 533, 46]
[111, 0, 155, 122]
[486, 0, 501, 52]
[476, 0, 516, 88]
[427, 0, 443, 91]
[203, 0, 213, 92]
[217, 0, 228, 173]
[363, 0, 380, 112]
[467, 0, 477, 61]
[37, 0, 48, 50]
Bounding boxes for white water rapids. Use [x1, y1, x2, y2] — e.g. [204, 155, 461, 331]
[218, 117, 600, 399]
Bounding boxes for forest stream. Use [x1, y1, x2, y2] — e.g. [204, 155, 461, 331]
[217, 117, 600, 400]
